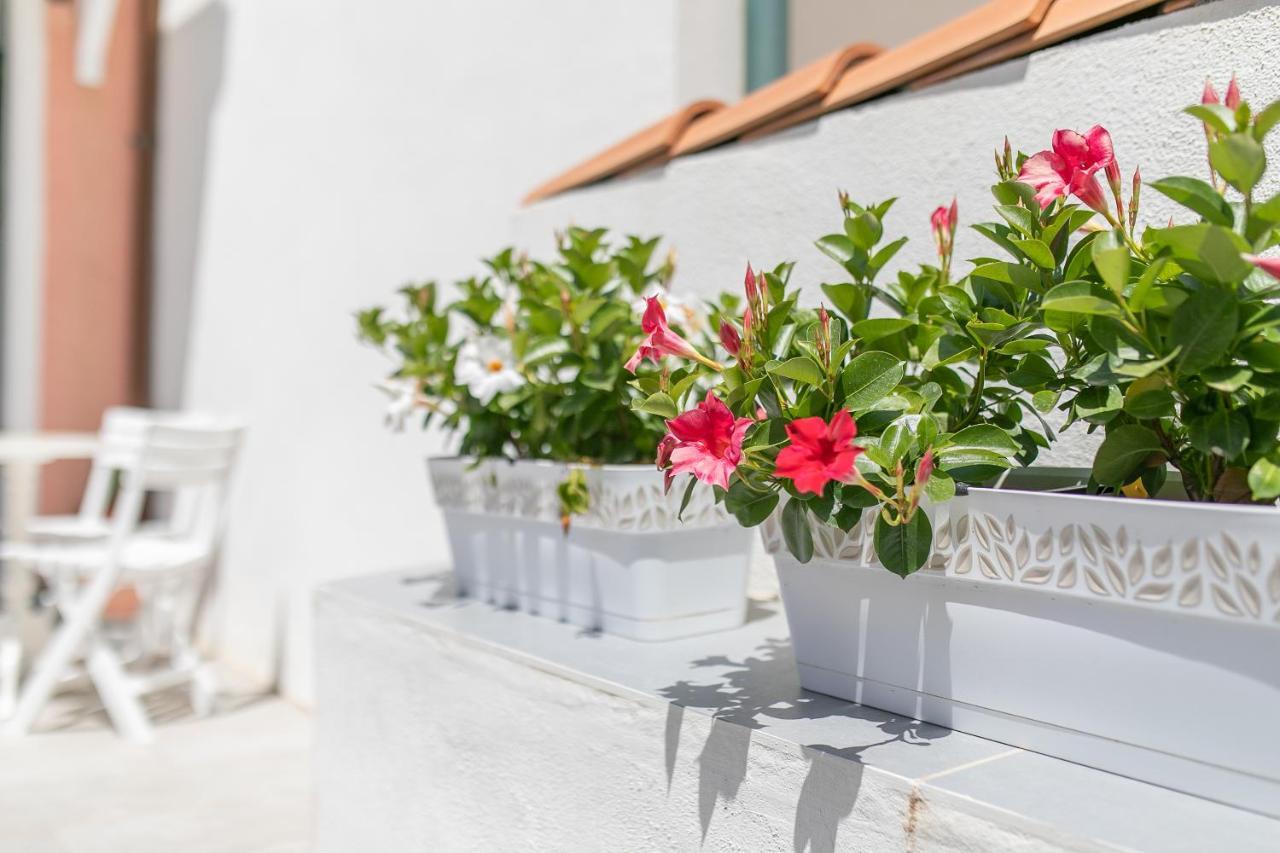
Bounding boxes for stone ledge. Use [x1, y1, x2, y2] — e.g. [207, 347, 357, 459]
[313, 569, 1280, 852]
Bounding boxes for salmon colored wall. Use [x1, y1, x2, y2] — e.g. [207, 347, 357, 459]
[40, 0, 156, 511]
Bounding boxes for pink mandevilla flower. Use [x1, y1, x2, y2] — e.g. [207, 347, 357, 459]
[624, 296, 704, 373]
[1017, 126, 1116, 214]
[663, 392, 754, 491]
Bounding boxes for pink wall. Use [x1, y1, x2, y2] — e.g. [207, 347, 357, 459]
[40, 0, 155, 511]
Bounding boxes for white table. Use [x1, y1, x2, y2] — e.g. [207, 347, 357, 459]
[0, 431, 98, 718]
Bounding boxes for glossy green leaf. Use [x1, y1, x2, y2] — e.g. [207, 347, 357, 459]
[769, 356, 826, 388]
[1188, 409, 1250, 459]
[781, 499, 815, 564]
[841, 351, 904, 410]
[1093, 424, 1162, 486]
[1041, 281, 1125, 318]
[1149, 176, 1233, 226]
[1123, 388, 1175, 420]
[635, 392, 678, 419]
[874, 511, 933, 578]
[1247, 457, 1280, 500]
[1170, 289, 1237, 374]
[1209, 133, 1266, 195]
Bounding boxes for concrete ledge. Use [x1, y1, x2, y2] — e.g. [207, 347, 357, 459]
[313, 570, 1280, 852]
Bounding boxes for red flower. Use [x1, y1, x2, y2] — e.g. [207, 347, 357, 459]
[625, 297, 716, 373]
[664, 392, 753, 490]
[1202, 78, 1220, 105]
[774, 410, 863, 496]
[1017, 126, 1115, 214]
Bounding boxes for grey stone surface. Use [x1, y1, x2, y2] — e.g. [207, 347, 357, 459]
[319, 569, 1280, 851]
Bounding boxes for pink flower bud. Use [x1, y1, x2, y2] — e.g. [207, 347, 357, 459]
[1244, 254, 1280, 280]
[743, 263, 757, 302]
[1202, 78, 1220, 105]
[1225, 74, 1241, 110]
[719, 320, 741, 356]
[655, 433, 677, 469]
[915, 449, 934, 487]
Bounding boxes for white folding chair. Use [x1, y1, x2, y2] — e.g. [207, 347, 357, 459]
[2, 420, 243, 742]
[23, 406, 207, 543]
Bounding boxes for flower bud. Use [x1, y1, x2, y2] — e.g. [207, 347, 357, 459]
[1202, 78, 1220, 105]
[655, 433, 677, 469]
[1128, 166, 1142, 231]
[718, 320, 741, 356]
[743, 262, 757, 302]
[1225, 74, 1241, 110]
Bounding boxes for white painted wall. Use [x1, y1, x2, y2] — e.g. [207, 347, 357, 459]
[151, 0, 745, 703]
[514, 0, 1280, 470]
[2, 0, 46, 430]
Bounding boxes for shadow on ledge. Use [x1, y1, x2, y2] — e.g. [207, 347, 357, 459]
[658, 636, 947, 848]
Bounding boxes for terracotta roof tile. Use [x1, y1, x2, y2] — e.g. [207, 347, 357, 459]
[670, 43, 880, 157]
[820, 0, 1053, 112]
[523, 100, 723, 204]
[911, 0, 1167, 89]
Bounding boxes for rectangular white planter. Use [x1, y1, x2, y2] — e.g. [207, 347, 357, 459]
[426, 457, 752, 641]
[765, 489, 1280, 817]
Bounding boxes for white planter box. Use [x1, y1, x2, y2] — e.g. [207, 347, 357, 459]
[426, 457, 752, 641]
[764, 489, 1280, 817]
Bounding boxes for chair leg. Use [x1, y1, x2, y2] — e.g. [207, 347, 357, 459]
[86, 640, 152, 744]
[190, 661, 218, 717]
[3, 599, 98, 737]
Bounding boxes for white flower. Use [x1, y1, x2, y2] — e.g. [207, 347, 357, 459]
[455, 336, 525, 405]
[632, 284, 706, 335]
[376, 379, 420, 432]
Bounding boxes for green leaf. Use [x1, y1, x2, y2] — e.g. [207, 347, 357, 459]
[841, 351, 904, 410]
[853, 317, 914, 342]
[725, 482, 779, 527]
[1247, 457, 1280, 500]
[1170, 290, 1238, 374]
[522, 338, 572, 366]
[970, 261, 1042, 293]
[879, 420, 914, 464]
[1209, 134, 1267, 195]
[1075, 385, 1124, 424]
[846, 212, 883, 250]
[821, 282, 871, 322]
[1041, 281, 1124, 318]
[1255, 99, 1280, 140]
[635, 392, 678, 419]
[1032, 389, 1060, 413]
[769, 356, 826, 388]
[1123, 388, 1175, 420]
[1188, 409, 1250, 459]
[1013, 238, 1056, 269]
[781, 499, 815, 563]
[1202, 365, 1253, 392]
[994, 204, 1039, 236]
[1147, 223, 1253, 284]
[923, 472, 956, 503]
[1149, 176, 1233, 226]
[816, 235, 855, 264]
[1093, 424, 1162, 486]
[1185, 103, 1237, 135]
[939, 424, 1021, 457]
[1091, 232, 1131, 296]
[677, 475, 697, 521]
[874, 511, 933, 577]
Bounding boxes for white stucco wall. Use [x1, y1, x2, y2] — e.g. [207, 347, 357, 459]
[151, 0, 746, 703]
[514, 0, 1280, 469]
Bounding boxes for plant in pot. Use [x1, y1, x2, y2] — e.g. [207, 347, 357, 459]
[356, 227, 753, 641]
[946, 81, 1280, 814]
